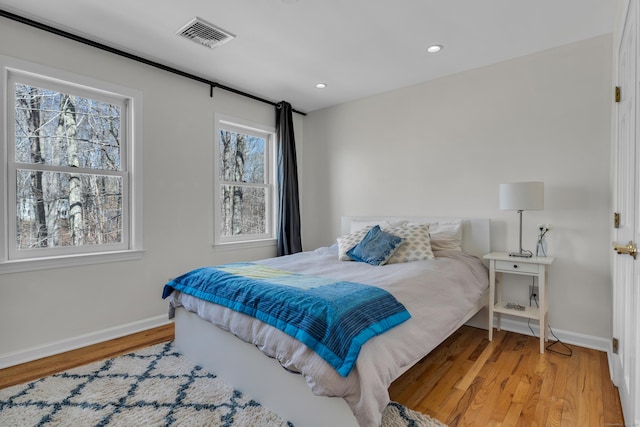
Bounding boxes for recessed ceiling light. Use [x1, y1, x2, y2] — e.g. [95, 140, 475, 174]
[427, 45, 443, 53]
[315, 83, 327, 89]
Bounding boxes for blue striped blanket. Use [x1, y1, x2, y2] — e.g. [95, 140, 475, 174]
[162, 262, 411, 376]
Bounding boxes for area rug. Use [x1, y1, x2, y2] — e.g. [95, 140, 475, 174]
[0, 341, 447, 427]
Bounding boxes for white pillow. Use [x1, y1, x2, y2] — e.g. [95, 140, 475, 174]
[349, 220, 407, 233]
[429, 220, 463, 251]
[337, 226, 373, 260]
[385, 223, 435, 264]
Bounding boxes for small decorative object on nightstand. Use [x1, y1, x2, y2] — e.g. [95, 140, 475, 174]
[483, 252, 555, 354]
[536, 224, 551, 257]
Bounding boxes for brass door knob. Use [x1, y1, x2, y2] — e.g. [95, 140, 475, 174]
[612, 241, 637, 259]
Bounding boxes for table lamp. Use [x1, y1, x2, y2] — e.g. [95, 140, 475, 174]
[499, 182, 544, 257]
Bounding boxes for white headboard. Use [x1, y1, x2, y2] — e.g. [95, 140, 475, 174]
[340, 216, 490, 259]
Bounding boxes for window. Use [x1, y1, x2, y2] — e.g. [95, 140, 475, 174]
[214, 114, 275, 247]
[0, 55, 143, 273]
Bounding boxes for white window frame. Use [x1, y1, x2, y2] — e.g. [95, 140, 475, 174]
[213, 113, 276, 249]
[0, 55, 143, 273]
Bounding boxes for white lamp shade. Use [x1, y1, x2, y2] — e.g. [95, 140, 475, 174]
[499, 182, 544, 211]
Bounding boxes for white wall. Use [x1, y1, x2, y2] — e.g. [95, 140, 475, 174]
[0, 18, 303, 363]
[302, 35, 613, 340]
[0, 15, 613, 363]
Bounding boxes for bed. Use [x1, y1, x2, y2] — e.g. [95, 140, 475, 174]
[165, 216, 490, 427]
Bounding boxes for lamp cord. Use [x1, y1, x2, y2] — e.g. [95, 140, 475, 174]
[528, 277, 572, 357]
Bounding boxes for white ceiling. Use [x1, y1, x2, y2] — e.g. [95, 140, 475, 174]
[0, 0, 616, 113]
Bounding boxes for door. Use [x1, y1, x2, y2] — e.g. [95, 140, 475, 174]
[612, 1, 639, 425]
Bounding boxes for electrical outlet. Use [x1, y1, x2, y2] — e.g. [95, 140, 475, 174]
[529, 284, 538, 298]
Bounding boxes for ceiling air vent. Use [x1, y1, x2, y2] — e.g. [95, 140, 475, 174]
[176, 17, 235, 49]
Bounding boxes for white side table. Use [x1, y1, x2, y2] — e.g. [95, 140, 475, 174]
[483, 252, 556, 354]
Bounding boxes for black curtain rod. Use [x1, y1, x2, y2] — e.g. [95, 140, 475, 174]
[0, 8, 306, 116]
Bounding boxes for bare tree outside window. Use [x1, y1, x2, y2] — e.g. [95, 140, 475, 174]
[14, 83, 123, 250]
[218, 129, 267, 238]
[2, 58, 141, 271]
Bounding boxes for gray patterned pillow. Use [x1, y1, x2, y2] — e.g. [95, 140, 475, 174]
[385, 223, 435, 264]
[337, 226, 373, 260]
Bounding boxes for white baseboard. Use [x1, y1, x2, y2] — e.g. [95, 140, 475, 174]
[2, 313, 614, 378]
[465, 309, 610, 353]
[493, 317, 611, 353]
[0, 315, 172, 369]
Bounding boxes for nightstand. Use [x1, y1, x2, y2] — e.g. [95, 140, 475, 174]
[483, 252, 556, 354]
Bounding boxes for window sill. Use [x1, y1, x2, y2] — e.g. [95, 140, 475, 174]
[213, 239, 277, 252]
[0, 250, 145, 274]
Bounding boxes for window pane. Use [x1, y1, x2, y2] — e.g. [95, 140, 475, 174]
[218, 130, 264, 183]
[14, 83, 121, 171]
[219, 185, 266, 236]
[16, 170, 123, 249]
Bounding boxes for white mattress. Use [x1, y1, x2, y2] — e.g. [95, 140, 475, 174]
[168, 245, 489, 427]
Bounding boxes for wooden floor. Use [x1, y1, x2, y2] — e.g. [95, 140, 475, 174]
[0, 323, 175, 389]
[389, 326, 625, 427]
[1, 323, 625, 426]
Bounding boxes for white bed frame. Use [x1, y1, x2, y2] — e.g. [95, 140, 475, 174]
[173, 217, 490, 427]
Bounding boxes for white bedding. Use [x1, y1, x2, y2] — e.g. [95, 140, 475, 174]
[168, 245, 488, 427]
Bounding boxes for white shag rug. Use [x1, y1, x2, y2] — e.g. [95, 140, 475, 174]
[0, 342, 447, 427]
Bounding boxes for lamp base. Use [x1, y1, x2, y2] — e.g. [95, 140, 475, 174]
[508, 250, 533, 258]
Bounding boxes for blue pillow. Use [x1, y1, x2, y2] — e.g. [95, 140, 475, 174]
[346, 225, 405, 266]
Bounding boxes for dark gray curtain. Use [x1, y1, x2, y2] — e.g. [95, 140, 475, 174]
[275, 101, 302, 256]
